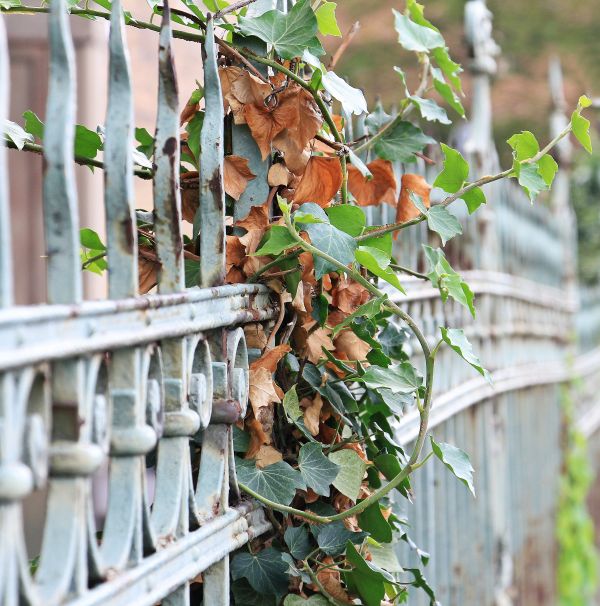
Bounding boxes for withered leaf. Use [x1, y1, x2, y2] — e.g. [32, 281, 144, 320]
[277, 84, 323, 153]
[250, 344, 291, 373]
[293, 156, 343, 207]
[334, 330, 371, 361]
[397, 173, 431, 226]
[272, 130, 311, 175]
[268, 162, 292, 187]
[301, 394, 323, 436]
[255, 444, 283, 468]
[348, 159, 397, 207]
[180, 171, 199, 223]
[245, 101, 298, 160]
[224, 155, 256, 200]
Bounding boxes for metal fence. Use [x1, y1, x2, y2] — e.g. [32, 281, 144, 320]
[1, 1, 600, 606]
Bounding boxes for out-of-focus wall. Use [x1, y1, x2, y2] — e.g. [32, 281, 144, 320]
[5, 6, 202, 305]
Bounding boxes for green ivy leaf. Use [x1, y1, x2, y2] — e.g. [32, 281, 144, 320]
[355, 247, 405, 293]
[440, 327, 490, 382]
[284, 525, 312, 560]
[238, 0, 323, 60]
[359, 363, 422, 394]
[300, 205, 357, 278]
[373, 121, 435, 163]
[314, 521, 367, 556]
[184, 259, 200, 288]
[298, 442, 340, 497]
[283, 386, 302, 422]
[374, 453, 412, 499]
[254, 225, 297, 256]
[430, 436, 475, 497]
[409, 96, 450, 125]
[74, 124, 103, 159]
[328, 449, 367, 501]
[423, 246, 475, 317]
[367, 538, 404, 573]
[325, 205, 366, 237]
[232, 579, 277, 606]
[392, 9, 444, 52]
[185, 111, 204, 166]
[431, 46, 463, 91]
[231, 547, 290, 598]
[348, 149, 373, 179]
[3, 119, 34, 150]
[235, 458, 306, 506]
[425, 205, 462, 245]
[80, 228, 106, 251]
[431, 67, 465, 117]
[433, 143, 469, 193]
[135, 127, 155, 159]
[365, 104, 392, 134]
[405, 567, 438, 604]
[284, 594, 329, 606]
[331, 296, 387, 337]
[315, 1, 341, 36]
[358, 502, 393, 543]
[461, 186, 486, 214]
[321, 71, 368, 116]
[345, 542, 393, 606]
[22, 110, 44, 140]
[571, 107, 592, 154]
[516, 163, 548, 202]
[538, 154, 559, 187]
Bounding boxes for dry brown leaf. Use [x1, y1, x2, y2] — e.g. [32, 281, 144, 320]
[277, 85, 323, 153]
[226, 235, 246, 270]
[180, 101, 199, 126]
[246, 417, 271, 458]
[245, 101, 298, 160]
[305, 325, 334, 363]
[301, 395, 323, 436]
[223, 155, 256, 200]
[255, 444, 283, 468]
[248, 367, 279, 439]
[250, 344, 291, 372]
[244, 324, 268, 349]
[230, 70, 272, 106]
[396, 173, 431, 227]
[272, 130, 312, 175]
[332, 277, 370, 314]
[334, 330, 371, 361]
[293, 156, 343, 207]
[138, 247, 159, 294]
[268, 163, 292, 187]
[235, 203, 270, 232]
[180, 171, 199, 223]
[316, 558, 352, 604]
[292, 280, 306, 313]
[348, 159, 397, 207]
[225, 266, 245, 284]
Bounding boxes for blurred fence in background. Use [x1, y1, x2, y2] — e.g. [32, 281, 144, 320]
[0, 1, 599, 606]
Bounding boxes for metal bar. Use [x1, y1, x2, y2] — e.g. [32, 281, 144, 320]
[0, 14, 12, 308]
[154, 0, 184, 294]
[0, 284, 275, 370]
[199, 15, 226, 287]
[105, 0, 138, 299]
[42, 0, 81, 305]
[68, 506, 268, 606]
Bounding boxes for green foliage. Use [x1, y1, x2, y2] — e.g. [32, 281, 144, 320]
[440, 327, 491, 381]
[557, 385, 598, 605]
[430, 436, 476, 497]
[298, 443, 340, 497]
[373, 121, 435, 163]
[238, 0, 323, 59]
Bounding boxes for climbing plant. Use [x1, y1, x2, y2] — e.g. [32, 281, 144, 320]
[2, 0, 594, 604]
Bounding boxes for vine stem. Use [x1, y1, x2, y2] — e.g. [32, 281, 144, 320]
[356, 121, 574, 241]
[5, 139, 154, 180]
[239, 210, 437, 524]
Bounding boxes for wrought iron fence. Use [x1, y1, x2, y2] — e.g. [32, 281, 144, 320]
[0, 1, 600, 605]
